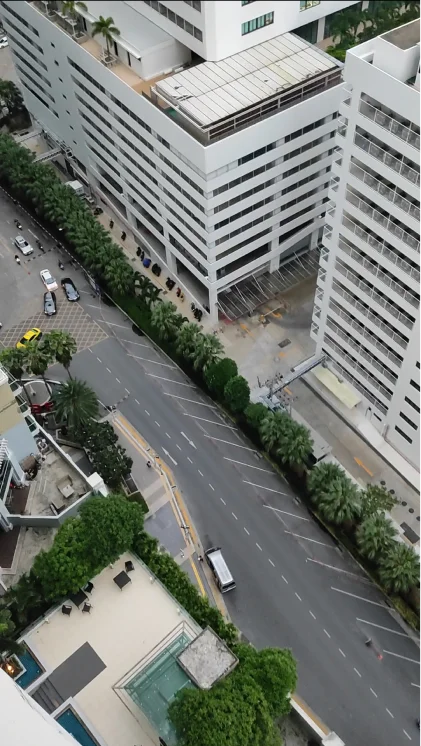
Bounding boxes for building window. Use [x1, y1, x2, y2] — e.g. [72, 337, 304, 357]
[183, 0, 201, 9]
[300, 0, 320, 10]
[143, 1, 203, 40]
[410, 379, 420, 392]
[295, 20, 318, 44]
[400, 411, 418, 430]
[405, 397, 420, 414]
[241, 12, 274, 35]
[394, 425, 413, 444]
[241, 1, 258, 5]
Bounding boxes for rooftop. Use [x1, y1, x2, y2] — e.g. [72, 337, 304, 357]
[22, 552, 203, 746]
[382, 18, 420, 50]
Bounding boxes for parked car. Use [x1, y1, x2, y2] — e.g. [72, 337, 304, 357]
[14, 235, 33, 256]
[61, 277, 80, 302]
[16, 327, 42, 349]
[40, 269, 58, 291]
[0, 37, 8, 49]
[44, 291, 57, 316]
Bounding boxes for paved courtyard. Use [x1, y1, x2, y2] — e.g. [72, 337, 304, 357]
[0, 302, 107, 353]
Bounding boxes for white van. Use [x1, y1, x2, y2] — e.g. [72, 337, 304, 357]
[205, 547, 236, 593]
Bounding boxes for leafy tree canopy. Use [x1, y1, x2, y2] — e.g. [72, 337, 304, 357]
[204, 357, 238, 399]
[78, 494, 144, 570]
[360, 484, 398, 518]
[224, 375, 250, 414]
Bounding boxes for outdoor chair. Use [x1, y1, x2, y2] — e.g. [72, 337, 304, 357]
[62, 604, 72, 616]
[125, 560, 135, 573]
[82, 602, 92, 613]
[84, 581, 94, 593]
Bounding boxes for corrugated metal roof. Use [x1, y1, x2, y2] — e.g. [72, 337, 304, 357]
[155, 33, 338, 127]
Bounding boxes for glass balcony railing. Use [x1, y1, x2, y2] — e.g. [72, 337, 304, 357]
[324, 334, 393, 404]
[349, 162, 420, 223]
[359, 99, 420, 151]
[328, 300, 403, 368]
[344, 193, 420, 260]
[323, 350, 388, 416]
[326, 317, 398, 384]
[354, 133, 420, 187]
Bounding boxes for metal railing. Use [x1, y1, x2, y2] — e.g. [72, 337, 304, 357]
[349, 162, 420, 222]
[341, 212, 420, 280]
[324, 352, 389, 415]
[359, 99, 420, 151]
[328, 301, 402, 368]
[320, 246, 329, 262]
[354, 133, 420, 187]
[324, 334, 393, 402]
[345, 190, 420, 255]
[331, 280, 409, 347]
[335, 260, 416, 329]
[326, 318, 398, 384]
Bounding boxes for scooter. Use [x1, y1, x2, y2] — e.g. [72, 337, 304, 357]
[14, 219, 23, 230]
[58, 260, 65, 270]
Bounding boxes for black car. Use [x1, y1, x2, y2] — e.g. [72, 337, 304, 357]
[61, 277, 80, 302]
[43, 291, 57, 316]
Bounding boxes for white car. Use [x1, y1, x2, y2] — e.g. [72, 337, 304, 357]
[40, 269, 58, 292]
[14, 235, 33, 256]
[0, 37, 8, 49]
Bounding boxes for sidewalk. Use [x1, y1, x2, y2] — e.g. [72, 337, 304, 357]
[110, 411, 228, 617]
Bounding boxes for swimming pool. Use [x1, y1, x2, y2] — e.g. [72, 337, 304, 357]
[56, 709, 99, 746]
[16, 649, 43, 689]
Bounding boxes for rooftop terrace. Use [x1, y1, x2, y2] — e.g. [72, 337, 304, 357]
[382, 18, 420, 50]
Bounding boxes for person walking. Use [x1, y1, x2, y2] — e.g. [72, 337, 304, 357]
[121, 231, 126, 241]
[15, 255, 21, 265]
[109, 219, 114, 229]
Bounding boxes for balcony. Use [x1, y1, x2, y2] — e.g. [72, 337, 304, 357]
[354, 133, 420, 187]
[349, 162, 420, 222]
[16, 394, 30, 416]
[324, 352, 388, 416]
[324, 334, 393, 403]
[320, 246, 329, 265]
[328, 300, 403, 368]
[341, 214, 420, 284]
[344, 191, 420, 257]
[25, 415, 39, 434]
[359, 99, 420, 151]
[326, 317, 398, 385]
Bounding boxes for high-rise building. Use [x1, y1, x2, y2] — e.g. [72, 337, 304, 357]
[311, 19, 420, 469]
[1, 1, 360, 321]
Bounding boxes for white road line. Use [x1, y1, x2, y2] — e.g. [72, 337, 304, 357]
[282, 576, 288, 584]
[295, 592, 302, 601]
[309, 611, 316, 620]
[144, 409, 150, 415]
[232, 512, 238, 520]
[79, 290, 92, 295]
[356, 618, 410, 637]
[165, 433, 171, 439]
[187, 457, 193, 463]
[411, 683, 420, 688]
[370, 688, 378, 698]
[105, 322, 130, 329]
[125, 388, 130, 394]
[383, 650, 420, 665]
[135, 399, 140, 405]
[120, 339, 150, 347]
[204, 435, 256, 451]
[176, 444, 182, 451]
[198, 470, 204, 477]
[209, 483, 214, 491]
[129, 355, 176, 369]
[106, 367, 111, 373]
[220, 498, 226, 505]
[181, 432, 197, 449]
[183, 414, 237, 428]
[339, 648, 346, 658]
[264, 505, 310, 521]
[85, 304, 100, 309]
[354, 668, 362, 678]
[244, 527, 250, 535]
[386, 708, 394, 719]
[256, 543, 262, 551]
[403, 729, 412, 741]
[269, 559, 275, 567]
[285, 531, 332, 547]
[223, 457, 273, 473]
[115, 378, 121, 383]
[155, 421, 161, 427]
[164, 393, 216, 408]
[330, 588, 387, 607]
[324, 629, 331, 638]
[307, 559, 365, 580]
[28, 229, 38, 237]
[96, 357, 102, 363]
[146, 374, 195, 387]
[162, 447, 177, 466]
[243, 481, 289, 496]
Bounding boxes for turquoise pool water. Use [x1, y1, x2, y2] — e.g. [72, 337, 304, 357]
[57, 709, 98, 746]
[16, 649, 43, 689]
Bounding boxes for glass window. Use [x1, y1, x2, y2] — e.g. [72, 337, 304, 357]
[242, 12, 274, 35]
[295, 20, 318, 44]
[300, 0, 320, 10]
[394, 425, 412, 444]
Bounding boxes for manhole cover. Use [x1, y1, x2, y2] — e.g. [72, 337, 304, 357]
[278, 338, 291, 349]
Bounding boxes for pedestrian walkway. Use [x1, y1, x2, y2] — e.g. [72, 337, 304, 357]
[109, 410, 228, 616]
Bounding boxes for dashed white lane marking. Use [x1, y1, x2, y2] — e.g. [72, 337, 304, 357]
[309, 611, 316, 620]
[256, 543, 262, 551]
[295, 592, 302, 601]
[356, 618, 409, 637]
[282, 575, 288, 584]
[129, 354, 175, 369]
[181, 432, 196, 448]
[187, 457, 193, 463]
[125, 388, 130, 394]
[204, 435, 257, 451]
[331, 588, 387, 607]
[96, 357, 102, 363]
[144, 409, 150, 415]
[162, 447, 177, 466]
[135, 399, 140, 405]
[370, 688, 378, 698]
[324, 629, 331, 638]
[106, 367, 111, 373]
[164, 393, 216, 408]
[354, 668, 362, 678]
[243, 481, 289, 496]
[285, 531, 332, 547]
[176, 444, 182, 451]
[183, 414, 237, 428]
[120, 339, 150, 347]
[307, 559, 366, 580]
[385, 708, 394, 719]
[403, 729, 412, 740]
[268, 559, 275, 566]
[264, 505, 310, 521]
[115, 378, 121, 383]
[146, 374, 195, 387]
[232, 512, 238, 520]
[383, 650, 420, 665]
[224, 457, 273, 473]
[165, 433, 171, 439]
[198, 470, 204, 477]
[339, 648, 346, 658]
[411, 683, 420, 688]
[209, 483, 214, 491]
[220, 498, 226, 505]
[155, 421, 161, 427]
[244, 527, 250, 535]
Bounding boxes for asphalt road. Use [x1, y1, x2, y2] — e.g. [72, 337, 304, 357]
[0, 190, 419, 746]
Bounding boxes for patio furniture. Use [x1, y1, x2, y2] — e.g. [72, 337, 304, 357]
[62, 605, 72, 616]
[84, 581, 94, 594]
[57, 475, 75, 499]
[125, 560, 134, 573]
[113, 570, 131, 590]
[82, 602, 92, 613]
[69, 589, 88, 608]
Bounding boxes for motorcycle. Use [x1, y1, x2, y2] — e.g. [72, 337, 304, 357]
[58, 260, 65, 270]
[14, 219, 23, 230]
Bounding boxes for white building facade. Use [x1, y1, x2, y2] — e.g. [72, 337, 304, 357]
[311, 20, 420, 469]
[1, 1, 360, 321]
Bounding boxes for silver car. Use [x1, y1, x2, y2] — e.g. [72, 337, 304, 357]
[14, 235, 33, 255]
[44, 291, 57, 316]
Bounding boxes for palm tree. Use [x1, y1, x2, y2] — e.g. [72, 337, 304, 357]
[92, 15, 120, 59]
[277, 421, 313, 470]
[150, 301, 182, 341]
[62, 0, 87, 37]
[360, 484, 398, 519]
[53, 379, 99, 431]
[175, 322, 202, 360]
[135, 273, 161, 307]
[190, 333, 224, 372]
[377, 543, 420, 594]
[102, 256, 134, 296]
[356, 514, 397, 562]
[0, 607, 22, 658]
[307, 461, 347, 499]
[314, 478, 361, 526]
[6, 574, 43, 627]
[21, 340, 53, 382]
[42, 330, 77, 378]
[259, 411, 286, 453]
[0, 348, 25, 379]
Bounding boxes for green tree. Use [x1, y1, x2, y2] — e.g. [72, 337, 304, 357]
[150, 301, 182, 341]
[360, 484, 398, 518]
[307, 461, 347, 498]
[0, 347, 25, 379]
[0, 81, 25, 116]
[0, 607, 22, 657]
[78, 494, 144, 569]
[356, 513, 398, 561]
[277, 420, 313, 470]
[377, 543, 420, 594]
[22, 339, 52, 379]
[204, 357, 238, 399]
[88, 443, 132, 489]
[313, 478, 361, 526]
[191, 333, 224, 372]
[236, 644, 297, 718]
[6, 573, 43, 628]
[134, 273, 161, 307]
[91, 15, 120, 58]
[244, 402, 268, 432]
[176, 322, 202, 359]
[102, 255, 135, 296]
[43, 330, 77, 378]
[259, 410, 290, 453]
[224, 375, 250, 414]
[53, 379, 99, 430]
[33, 519, 92, 600]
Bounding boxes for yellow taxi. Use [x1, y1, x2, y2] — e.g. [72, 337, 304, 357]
[16, 327, 42, 349]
